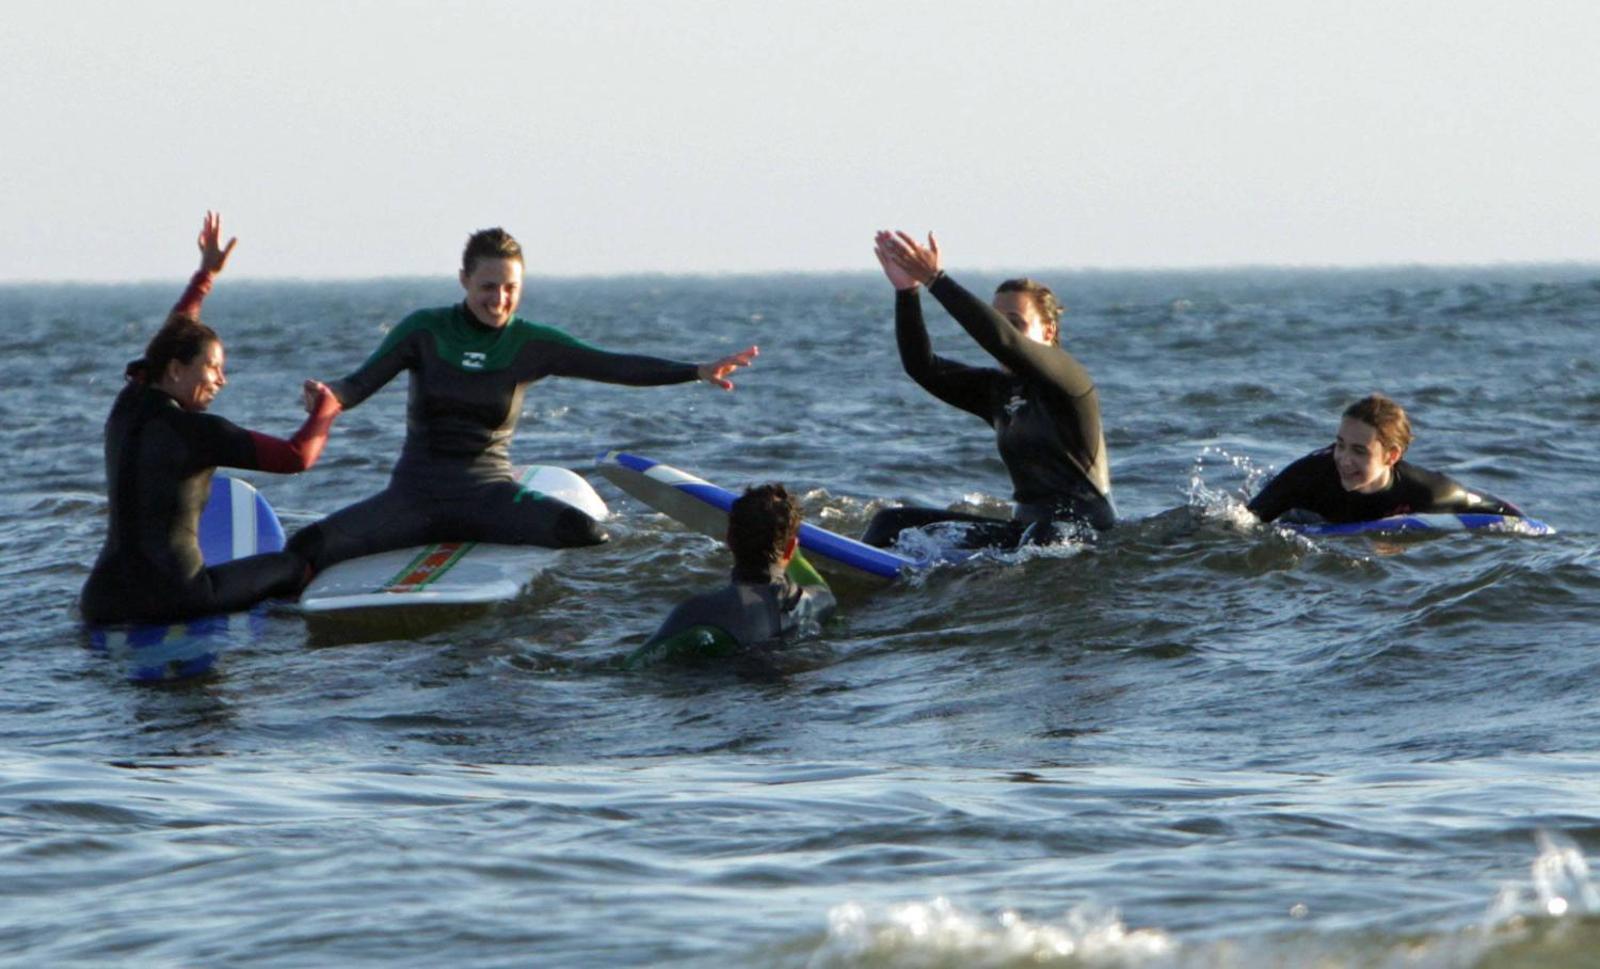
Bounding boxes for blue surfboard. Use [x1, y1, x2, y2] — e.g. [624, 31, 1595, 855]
[86, 475, 285, 682]
[1283, 512, 1554, 538]
[595, 450, 929, 582]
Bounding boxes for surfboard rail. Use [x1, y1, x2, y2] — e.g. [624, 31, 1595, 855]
[595, 450, 920, 581]
[1283, 512, 1555, 537]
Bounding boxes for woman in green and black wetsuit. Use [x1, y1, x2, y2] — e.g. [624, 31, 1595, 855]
[289, 227, 756, 571]
[862, 230, 1114, 550]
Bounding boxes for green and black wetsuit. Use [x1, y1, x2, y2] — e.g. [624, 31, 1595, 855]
[291, 304, 702, 570]
[863, 274, 1114, 550]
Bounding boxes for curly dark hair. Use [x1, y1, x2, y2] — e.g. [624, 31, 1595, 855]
[727, 483, 802, 581]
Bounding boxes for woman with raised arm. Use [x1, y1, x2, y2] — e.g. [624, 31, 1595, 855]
[81, 213, 342, 624]
[862, 230, 1114, 549]
[288, 227, 757, 572]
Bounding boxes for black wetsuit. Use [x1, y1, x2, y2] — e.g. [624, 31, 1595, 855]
[628, 556, 837, 668]
[863, 275, 1114, 549]
[1247, 446, 1523, 524]
[290, 304, 701, 570]
[80, 384, 307, 625]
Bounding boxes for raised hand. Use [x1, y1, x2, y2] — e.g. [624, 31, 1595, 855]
[878, 230, 942, 286]
[874, 231, 920, 290]
[696, 345, 759, 390]
[197, 210, 238, 274]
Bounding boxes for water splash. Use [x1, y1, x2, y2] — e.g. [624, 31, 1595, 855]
[1185, 445, 1271, 528]
[1486, 829, 1600, 928]
[807, 897, 1173, 968]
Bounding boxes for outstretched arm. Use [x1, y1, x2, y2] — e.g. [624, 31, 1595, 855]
[250, 381, 343, 473]
[696, 345, 759, 390]
[171, 211, 238, 319]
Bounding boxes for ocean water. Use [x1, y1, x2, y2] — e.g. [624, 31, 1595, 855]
[2, 266, 1599, 967]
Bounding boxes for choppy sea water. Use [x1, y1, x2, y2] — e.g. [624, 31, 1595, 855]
[2, 266, 1599, 967]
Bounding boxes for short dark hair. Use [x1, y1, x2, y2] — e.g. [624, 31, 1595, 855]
[727, 483, 802, 581]
[127, 312, 219, 383]
[461, 227, 524, 276]
[1342, 393, 1413, 457]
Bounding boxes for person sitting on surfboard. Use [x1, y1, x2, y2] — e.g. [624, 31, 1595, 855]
[861, 230, 1114, 550]
[287, 227, 757, 573]
[1248, 393, 1525, 524]
[80, 213, 343, 625]
[629, 483, 836, 668]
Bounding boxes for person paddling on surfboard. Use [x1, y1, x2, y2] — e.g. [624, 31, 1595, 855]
[629, 483, 836, 669]
[80, 212, 342, 625]
[1248, 393, 1525, 524]
[287, 227, 757, 573]
[861, 231, 1114, 551]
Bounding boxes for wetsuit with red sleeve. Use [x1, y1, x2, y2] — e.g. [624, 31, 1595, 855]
[863, 274, 1115, 549]
[80, 271, 337, 625]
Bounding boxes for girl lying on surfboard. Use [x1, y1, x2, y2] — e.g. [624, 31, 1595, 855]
[1248, 393, 1525, 524]
[287, 227, 756, 573]
[861, 231, 1115, 551]
[81, 213, 342, 625]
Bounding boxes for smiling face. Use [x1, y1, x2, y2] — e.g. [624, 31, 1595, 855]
[1333, 416, 1400, 493]
[160, 339, 227, 411]
[991, 291, 1057, 345]
[459, 257, 523, 328]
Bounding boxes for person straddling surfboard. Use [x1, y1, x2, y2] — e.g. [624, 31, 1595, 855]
[861, 231, 1115, 550]
[287, 227, 757, 572]
[1247, 393, 1525, 524]
[628, 483, 836, 669]
[80, 213, 343, 625]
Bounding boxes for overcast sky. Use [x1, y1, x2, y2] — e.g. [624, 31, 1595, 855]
[4, 0, 1597, 281]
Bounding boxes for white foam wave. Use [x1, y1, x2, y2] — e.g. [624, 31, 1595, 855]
[807, 897, 1173, 968]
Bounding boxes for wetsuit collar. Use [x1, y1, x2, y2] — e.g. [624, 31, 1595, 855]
[458, 301, 509, 334]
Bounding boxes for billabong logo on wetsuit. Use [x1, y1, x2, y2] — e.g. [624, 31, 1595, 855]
[1004, 395, 1027, 416]
[462, 351, 487, 370]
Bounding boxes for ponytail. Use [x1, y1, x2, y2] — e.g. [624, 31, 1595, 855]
[138, 313, 219, 385]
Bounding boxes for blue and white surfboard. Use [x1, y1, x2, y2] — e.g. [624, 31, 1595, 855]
[87, 475, 284, 683]
[1284, 512, 1555, 537]
[595, 450, 927, 582]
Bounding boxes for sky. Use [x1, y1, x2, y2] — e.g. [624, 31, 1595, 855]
[4, 0, 1598, 281]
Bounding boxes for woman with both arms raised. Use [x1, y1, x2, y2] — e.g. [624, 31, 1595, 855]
[81, 213, 342, 625]
[289, 227, 757, 571]
[862, 230, 1114, 550]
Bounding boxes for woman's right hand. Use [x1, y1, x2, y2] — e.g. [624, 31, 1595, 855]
[197, 211, 238, 275]
[302, 379, 342, 420]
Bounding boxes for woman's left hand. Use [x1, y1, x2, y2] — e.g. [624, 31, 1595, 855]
[197, 211, 238, 274]
[696, 345, 759, 390]
[880, 230, 942, 286]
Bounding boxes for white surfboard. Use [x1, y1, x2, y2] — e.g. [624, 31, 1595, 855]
[87, 475, 285, 682]
[299, 466, 607, 619]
